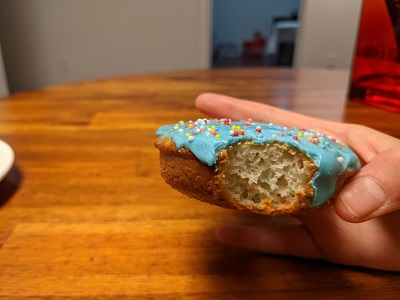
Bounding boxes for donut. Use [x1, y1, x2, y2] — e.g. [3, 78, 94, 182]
[155, 118, 361, 215]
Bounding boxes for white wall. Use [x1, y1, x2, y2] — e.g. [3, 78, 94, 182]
[213, 0, 300, 53]
[0, 0, 211, 93]
[294, 0, 362, 69]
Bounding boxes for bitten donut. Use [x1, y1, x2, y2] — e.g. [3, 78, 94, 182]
[155, 118, 361, 215]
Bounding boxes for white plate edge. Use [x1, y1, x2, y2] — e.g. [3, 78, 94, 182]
[0, 140, 15, 181]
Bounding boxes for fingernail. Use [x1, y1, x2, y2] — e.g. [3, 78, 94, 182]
[339, 177, 386, 220]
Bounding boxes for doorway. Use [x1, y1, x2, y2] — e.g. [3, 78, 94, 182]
[212, 0, 301, 68]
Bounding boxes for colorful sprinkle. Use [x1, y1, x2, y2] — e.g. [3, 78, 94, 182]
[161, 120, 349, 167]
[187, 123, 197, 129]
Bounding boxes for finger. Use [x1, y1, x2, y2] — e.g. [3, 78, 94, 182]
[215, 224, 324, 259]
[196, 93, 336, 130]
[335, 146, 400, 223]
[338, 124, 400, 163]
[195, 93, 354, 147]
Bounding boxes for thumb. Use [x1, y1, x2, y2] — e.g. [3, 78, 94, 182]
[334, 146, 400, 223]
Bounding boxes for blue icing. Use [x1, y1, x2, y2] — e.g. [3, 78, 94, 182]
[156, 118, 361, 207]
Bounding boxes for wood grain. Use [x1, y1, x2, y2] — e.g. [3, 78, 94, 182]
[0, 68, 399, 299]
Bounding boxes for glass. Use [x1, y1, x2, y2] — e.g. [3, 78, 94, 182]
[349, 0, 400, 113]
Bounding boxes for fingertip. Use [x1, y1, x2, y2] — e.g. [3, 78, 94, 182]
[334, 176, 387, 223]
[195, 92, 223, 107]
[195, 93, 219, 116]
[195, 92, 212, 105]
[195, 93, 238, 118]
[334, 196, 364, 223]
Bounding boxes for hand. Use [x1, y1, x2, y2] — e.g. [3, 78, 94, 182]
[196, 93, 400, 271]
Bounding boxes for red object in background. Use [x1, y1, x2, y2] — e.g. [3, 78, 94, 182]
[243, 40, 266, 58]
[243, 31, 266, 58]
[349, 0, 400, 113]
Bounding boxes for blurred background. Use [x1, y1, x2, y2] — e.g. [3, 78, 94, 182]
[0, 0, 362, 97]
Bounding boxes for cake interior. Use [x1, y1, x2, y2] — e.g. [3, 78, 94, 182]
[222, 141, 315, 210]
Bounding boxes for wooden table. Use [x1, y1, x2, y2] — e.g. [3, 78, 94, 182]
[0, 68, 399, 299]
